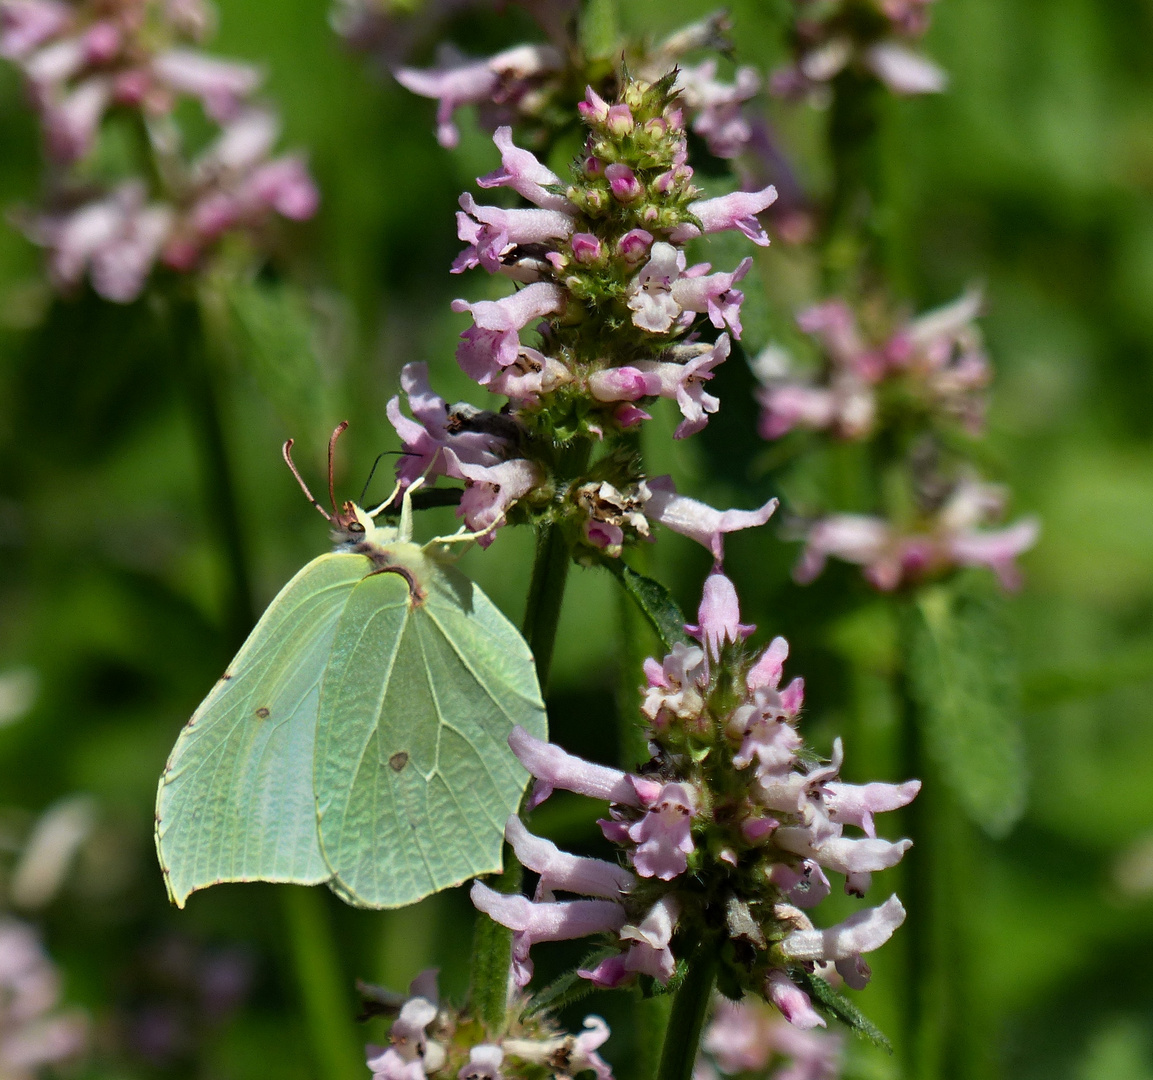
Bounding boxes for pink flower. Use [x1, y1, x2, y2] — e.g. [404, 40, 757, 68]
[626, 241, 686, 333]
[394, 43, 562, 149]
[587, 366, 662, 403]
[627, 784, 696, 880]
[676, 59, 761, 159]
[643, 475, 778, 561]
[385, 361, 507, 486]
[508, 726, 660, 809]
[701, 996, 842, 1077]
[504, 815, 635, 900]
[765, 969, 825, 1030]
[618, 896, 679, 981]
[672, 185, 778, 246]
[441, 451, 541, 543]
[152, 48, 262, 121]
[671, 258, 752, 339]
[779, 895, 907, 979]
[476, 125, 574, 213]
[453, 193, 575, 274]
[685, 570, 755, 660]
[606, 162, 642, 202]
[0, 0, 71, 61]
[469, 884, 626, 988]
[864, 41, 947, 95]
[452, 282, 565, 383]
[823, 780, 922, 839]
[633, 335, 731, 438]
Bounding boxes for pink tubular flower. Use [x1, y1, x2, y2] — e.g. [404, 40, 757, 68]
[700, 995, 842, 1078]
[671, 258, 752, 339]
[385, 361, 508, 486]
[0, 0, 71, 61]
[441, 451, 541, 543]
[151, 48, 262, 120]
[627, 784, 696, 880]
[643, 475, 778, 561]
[633, 335, 731, 438]
[508, 726, 658, 809]
[0, 918, 87, 1078]
[587, 366, 662, 403]
[476, 126, 574, 213]
[863, 41, 947, 95]
[676, 59, 761, 159]
[394, 43, 562, 149]
[470, 883, 626, 988]
[793, 478, 1039, 591]
[764, 969, 826, 1032]
[779, 895, 907, 973]
[626, 241, 686, 333]
[504, 814, 635, 900]
[672, 185, 778, 246]
[685, 570, 755, 659]
[453, 193, 575, 274]
[452, 282, 565, 383]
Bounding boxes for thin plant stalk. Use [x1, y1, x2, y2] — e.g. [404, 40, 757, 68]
[655, 941, 719, 1080]
[282, 887, 365, 1080]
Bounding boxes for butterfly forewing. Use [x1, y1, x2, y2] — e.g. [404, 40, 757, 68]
[155, 553, 370, 906]
[315, 561, 547, 909]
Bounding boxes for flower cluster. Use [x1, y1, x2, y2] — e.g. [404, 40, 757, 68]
[386, 76, 779, 551]
[471, 572, 918, 1029]
[753, 291, 1039, 590]
[770, 0, 946, 101]
[363, 968, 613, 1080]
[754, 290, 991, 441]
[0, 918, 87, 1080]
[793, 477, 1040, 591]
[1, 0, 319, 302]
[696, 995, 842, 1080]
[391, 11, 764, 160]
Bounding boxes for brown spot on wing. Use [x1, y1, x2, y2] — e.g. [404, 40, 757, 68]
[255, 707, 270, 719]
[389, 752, 409, 772]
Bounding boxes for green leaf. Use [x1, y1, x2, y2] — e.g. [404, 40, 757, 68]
[314, 555, 547, 908]
[521, 946, 614, 1020]
[906, 578, 1028, 838]
[606, 562, 691, 652]
[794, 969, 892, 1052]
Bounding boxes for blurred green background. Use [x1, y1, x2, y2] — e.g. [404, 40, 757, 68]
[2, 1, 1152, 1078]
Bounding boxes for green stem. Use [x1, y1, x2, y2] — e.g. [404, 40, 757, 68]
[282, 888, 364, 1080]
[521, 521, 574, 692]
[655, 944, 718, 1080]
[171, 294, 254, 646]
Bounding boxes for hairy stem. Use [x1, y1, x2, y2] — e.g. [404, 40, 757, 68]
[171, 294, 254, 646]
[282, 888, 364, 1080]
[656, 943, 718, 1080]
[521, 521, 575, 690]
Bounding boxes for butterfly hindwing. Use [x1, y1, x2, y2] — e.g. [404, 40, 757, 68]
[155, 552, 370, 907]
[315, 561, 547, 909]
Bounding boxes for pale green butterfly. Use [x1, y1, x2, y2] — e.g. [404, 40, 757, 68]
[155, 424, 546, 909]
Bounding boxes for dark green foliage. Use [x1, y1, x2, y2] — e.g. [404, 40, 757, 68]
[605, 561, 691, 652]
[795, 969, 892, 1052]
[906, 575, 1028, 837]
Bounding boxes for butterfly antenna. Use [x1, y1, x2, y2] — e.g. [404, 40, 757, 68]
[282, 439, 334, 522]
[359, 451, 391, 506]
[327, 421, 349, 517]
